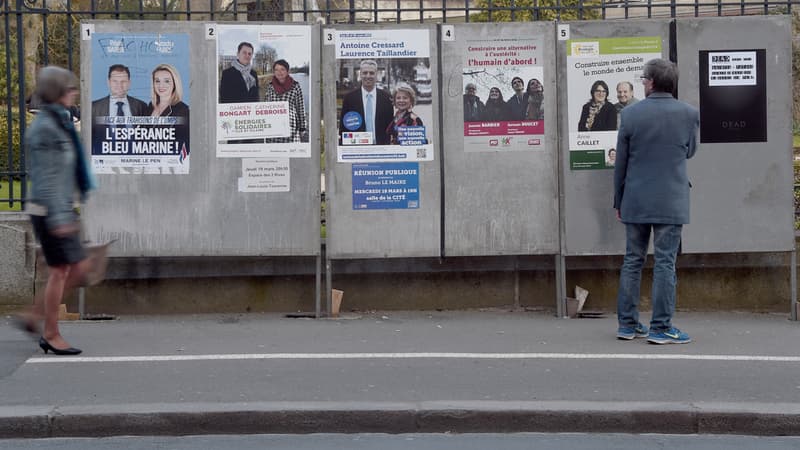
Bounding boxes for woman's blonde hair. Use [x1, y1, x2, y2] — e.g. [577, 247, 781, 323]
[393, 83, 416, 107]
[150, 64, 183, 107]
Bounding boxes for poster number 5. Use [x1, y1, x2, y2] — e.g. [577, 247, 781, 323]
[81, 24, 94, 40]
[557, 24, 569, 41]
[206, 24, 217, 40]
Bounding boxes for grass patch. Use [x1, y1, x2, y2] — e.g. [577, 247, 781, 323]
[794, 134, 800, 148]
[0, 180, 23, 211]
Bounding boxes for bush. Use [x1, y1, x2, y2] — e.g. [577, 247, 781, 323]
[0, 112, 25, 176]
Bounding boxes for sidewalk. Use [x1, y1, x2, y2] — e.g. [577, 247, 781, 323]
[1, 310, 799, 438]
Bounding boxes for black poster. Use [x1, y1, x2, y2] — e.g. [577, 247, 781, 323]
[698, 49, 767, 143]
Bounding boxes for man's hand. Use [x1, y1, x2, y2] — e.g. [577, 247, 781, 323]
[615, 209, 621, 221]
[52, 222, 80, 238]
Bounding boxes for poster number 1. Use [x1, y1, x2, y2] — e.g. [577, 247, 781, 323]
[206, 24, 217, 40]
[324, 29, 334, 45]
[81, 24, 94, 40]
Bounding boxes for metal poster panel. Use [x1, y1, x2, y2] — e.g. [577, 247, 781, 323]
[352, 162, 420, 210]
[90, 33, 191, 174]
[462, 38, 545, 152]
[566, 36, 661, 171]
[334, 28, 434, 163]
[698, 49, 767, 143]
[215, 24, 312, 158]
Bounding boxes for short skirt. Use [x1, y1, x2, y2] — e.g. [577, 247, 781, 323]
[30, 215, 86, 266]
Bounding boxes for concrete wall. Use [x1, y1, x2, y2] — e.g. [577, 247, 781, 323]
[45, 249, 794, 315]
[0, 214, 35, 309]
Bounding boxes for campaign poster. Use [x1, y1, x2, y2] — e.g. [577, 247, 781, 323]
[566, 37, 662, 170]
[335, 29, 434, 163]
[215, 24, 312, 158]
[352, 162, 420, 210]
[90, 33, 190, 174]
[698, 49, 767, 143]
[462, 37, 545, 152]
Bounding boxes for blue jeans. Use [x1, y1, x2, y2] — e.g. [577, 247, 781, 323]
[617, 223, 682, 333]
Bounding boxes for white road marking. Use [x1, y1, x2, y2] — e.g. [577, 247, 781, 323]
[26, 352, 800, 363]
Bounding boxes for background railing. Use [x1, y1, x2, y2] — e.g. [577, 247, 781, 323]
[1, 0, 797, 212]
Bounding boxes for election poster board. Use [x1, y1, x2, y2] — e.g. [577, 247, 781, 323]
[698, 49, 767, 143]
[90, 33, 191, 174]
[566, 36, 661, 170]
[461, 37, 545, 152]
[334, 29, 434, 163]
[215, 24, 312, 158]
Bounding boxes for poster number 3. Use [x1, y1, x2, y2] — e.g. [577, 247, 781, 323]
[81, 24, 94, 40]
[324, 29, 334, 45]
[206, 24, 217, 40]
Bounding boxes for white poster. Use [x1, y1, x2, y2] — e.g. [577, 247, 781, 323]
[215, 24, 312, 158]
[334, 28, 434, 163]
[237, 158, 290, 192]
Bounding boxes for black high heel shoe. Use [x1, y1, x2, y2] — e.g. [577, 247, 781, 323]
[38, 337, 82, 355]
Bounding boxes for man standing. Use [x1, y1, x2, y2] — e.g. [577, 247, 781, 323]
[614, 81, 639, 126]
[463, 83, 484, 122]
[613, 59, 699, 344]
[219, 42, 260, 103]
[505, 76, 526, 120]
[339, 60, 393, 145]
[91, 64, 148, 120]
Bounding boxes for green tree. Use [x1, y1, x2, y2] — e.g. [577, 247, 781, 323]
[470, 0, 602, 22]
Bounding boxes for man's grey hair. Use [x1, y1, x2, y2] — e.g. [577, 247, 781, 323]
[34, 66, 78, 104]
[359, 60, 378, 72]
[616, 81, 635, 91]
[642, 58, 678, 94]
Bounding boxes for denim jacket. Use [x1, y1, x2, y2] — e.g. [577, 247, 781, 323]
[26, 105, 80, 230]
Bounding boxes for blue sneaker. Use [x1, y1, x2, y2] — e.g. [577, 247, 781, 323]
[616, 323, 649, 340]
[647, 327, 692, 344]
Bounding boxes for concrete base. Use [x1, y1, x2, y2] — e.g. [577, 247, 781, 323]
[0, 215, 34, 307]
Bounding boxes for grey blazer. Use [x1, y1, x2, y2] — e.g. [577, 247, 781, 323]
[613, 92, 699, 224]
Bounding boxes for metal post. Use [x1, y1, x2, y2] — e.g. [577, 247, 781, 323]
[325, 258, 332, 317]
[78, 287, 85, 319]
[315, 255, 321, 318]
[555, 254, 566, 318]
[791, 250, 797, 321]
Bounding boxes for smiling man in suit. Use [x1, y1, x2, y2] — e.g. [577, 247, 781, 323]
[339, 60, 394, 145]
[92, 64, 148, 119]
[613, 58, 699, 345]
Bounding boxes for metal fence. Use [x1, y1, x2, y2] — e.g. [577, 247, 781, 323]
[0, 0, 796, 210]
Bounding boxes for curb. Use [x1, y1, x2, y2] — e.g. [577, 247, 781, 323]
[1, 401, 800, 438]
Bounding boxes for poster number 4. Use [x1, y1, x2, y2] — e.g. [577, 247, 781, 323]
[442, 25, 454, 41]
[81, 24, 94, 40]
[206, 24, 217, 40]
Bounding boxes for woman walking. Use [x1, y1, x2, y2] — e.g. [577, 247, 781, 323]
[17, 66, 97, 355]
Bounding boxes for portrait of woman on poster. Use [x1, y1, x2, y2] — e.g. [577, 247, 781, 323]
[606, 148, 617, 167]
[265, 59, 308, 143]
[525, 78, 544, 120]
[482, 87, 507, 121]
[386, 83, 426, 145]
[148, 64, 189, 119]
[578, 80, 617, 132]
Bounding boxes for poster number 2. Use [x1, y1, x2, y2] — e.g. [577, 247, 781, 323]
[206, 24, 217, 40]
